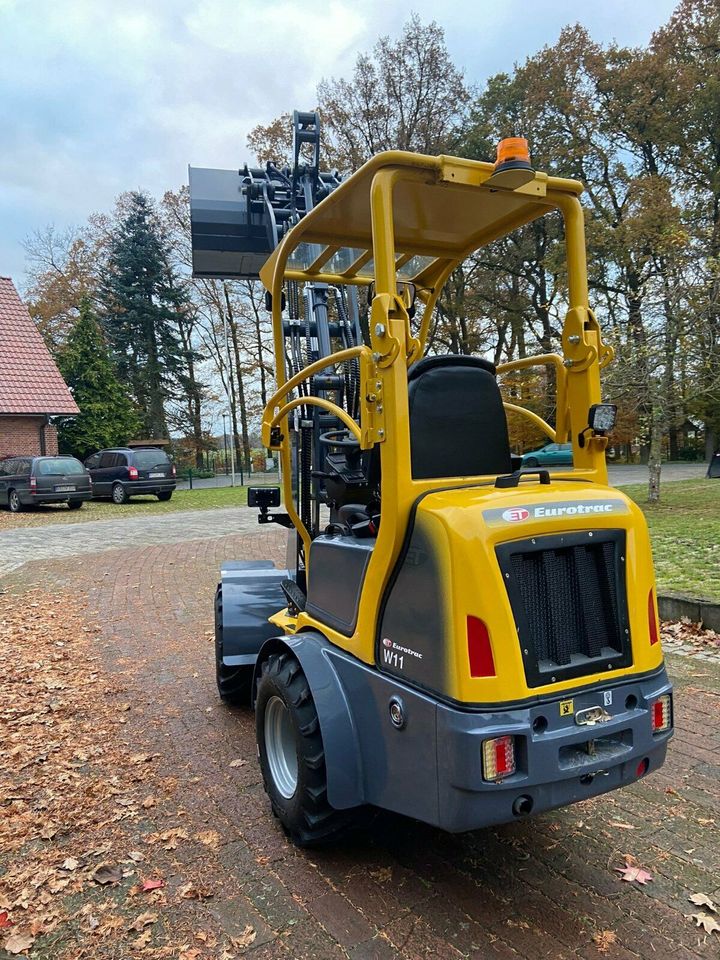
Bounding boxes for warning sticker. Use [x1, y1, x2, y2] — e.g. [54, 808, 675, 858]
[559, 699, 575, 717]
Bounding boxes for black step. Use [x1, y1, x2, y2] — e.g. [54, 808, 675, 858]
[281, 579, 307, 614]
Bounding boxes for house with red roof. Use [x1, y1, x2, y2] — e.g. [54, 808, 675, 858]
[0, 276, 79, 458]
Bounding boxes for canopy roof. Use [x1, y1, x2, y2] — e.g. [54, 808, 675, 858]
[259, 150, 584, 293]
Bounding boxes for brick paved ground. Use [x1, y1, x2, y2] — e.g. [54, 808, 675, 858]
[3, 514, 720, 959]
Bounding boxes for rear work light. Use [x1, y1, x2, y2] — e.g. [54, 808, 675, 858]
[482, 735, 516, 781]
[651, 695, 671, 733]
[467, 616, 496, 677]
[128, 466, 139, 480]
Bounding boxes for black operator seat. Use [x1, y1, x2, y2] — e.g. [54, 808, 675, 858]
[407, 354, 513, 479]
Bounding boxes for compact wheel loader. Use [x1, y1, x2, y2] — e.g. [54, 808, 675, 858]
[190, 115, 673, 845]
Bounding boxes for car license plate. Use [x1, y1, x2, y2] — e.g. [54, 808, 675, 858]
[149, 472, 164, 478]
[55, 485, 76, 492]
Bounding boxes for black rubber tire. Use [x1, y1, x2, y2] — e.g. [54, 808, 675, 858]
[157, 491, 173, 502]
[112, 483, 129, 505]
[8, 489, 23, 513]
[255, 651, 356, 846]
[524, 457, 539, 467]
[68, 500, 83, 510]
[214, 583, 253, 705]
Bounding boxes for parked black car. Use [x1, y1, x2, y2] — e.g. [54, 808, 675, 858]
[0, 455, 92, 512]
[84, 447, 176, 504]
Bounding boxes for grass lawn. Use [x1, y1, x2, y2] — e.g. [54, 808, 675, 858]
[623, 479, 720, 602]
[0, 485, 249, 529]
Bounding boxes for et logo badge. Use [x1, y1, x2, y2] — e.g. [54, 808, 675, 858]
[502, 507, 529, 523]
[559, 699, 574, 717]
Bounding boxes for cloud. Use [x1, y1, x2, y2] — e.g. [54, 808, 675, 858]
[0, 0, 679, 282]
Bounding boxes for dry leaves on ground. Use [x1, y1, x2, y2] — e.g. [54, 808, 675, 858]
[0, 589, 233, 959]
[661, 619, 720, 649]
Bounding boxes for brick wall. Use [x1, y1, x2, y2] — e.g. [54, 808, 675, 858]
[0, 416, 59, 458]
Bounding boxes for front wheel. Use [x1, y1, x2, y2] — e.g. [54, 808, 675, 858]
[524, 457, 539, 467]
[256, 651, 356, 846]
[112, 483, 129, 505]
[157, 491, 173, 502]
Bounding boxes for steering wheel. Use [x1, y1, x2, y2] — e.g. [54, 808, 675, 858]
[319, 428, 360, 449]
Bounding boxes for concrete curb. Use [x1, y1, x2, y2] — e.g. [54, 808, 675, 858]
[658, 592, 720, 632]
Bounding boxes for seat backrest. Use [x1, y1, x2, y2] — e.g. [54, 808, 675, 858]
[407, 354, 512, 480]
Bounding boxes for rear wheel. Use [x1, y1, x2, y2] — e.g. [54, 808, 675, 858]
[68, 500, 83, 510]
[214, 584, 253, 704]
[112, 483, 129, 505]
[256, 651, 356, 846]
[524, 457, 539, 467]
[157, 491, 172, 502]
[8, 489, 23, 513]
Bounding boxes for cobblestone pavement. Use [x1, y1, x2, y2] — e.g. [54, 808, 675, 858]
[0, 507, 265, 576]
[4, 527, 720, 959]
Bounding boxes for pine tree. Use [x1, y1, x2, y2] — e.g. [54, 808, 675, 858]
[55, 300, 141, 460]
[99, 192, 186, 438]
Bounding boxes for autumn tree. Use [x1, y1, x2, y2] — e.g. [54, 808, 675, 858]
[55, 300, 140, 459]
[99, 192, 186, 439]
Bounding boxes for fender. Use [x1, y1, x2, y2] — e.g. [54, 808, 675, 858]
[254, 632, 364, 810]
[217, 561, 291, 665]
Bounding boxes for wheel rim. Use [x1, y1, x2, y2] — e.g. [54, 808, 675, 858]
[10, 492, 18, 510]
[113, 486, 123, 503]
[264, 695, 298, 799]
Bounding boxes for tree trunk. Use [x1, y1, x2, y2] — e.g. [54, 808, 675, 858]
[223, 285, 252, 472]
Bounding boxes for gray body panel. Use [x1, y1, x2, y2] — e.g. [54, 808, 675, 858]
[256, 632, 672, 832]
[305, 535, 374, 635]
[218, 561, 289, 665]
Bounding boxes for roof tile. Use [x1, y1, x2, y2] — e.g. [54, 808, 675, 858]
[0, 277, 79, 415]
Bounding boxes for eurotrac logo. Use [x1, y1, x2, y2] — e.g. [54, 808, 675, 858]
[484, 499, 629, 526]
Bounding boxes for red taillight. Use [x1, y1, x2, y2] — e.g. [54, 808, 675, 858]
[651, 695, 671, 733]
[29, 476, 37, 491]
[128, 466, 139, 480]
[482, 735, 516, 781]
[648, 589, 659, 645]
[467, 616, 495, 677]
[171, 465, 176, 477]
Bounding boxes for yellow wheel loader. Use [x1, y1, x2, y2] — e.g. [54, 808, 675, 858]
[190, 114, 673, 845]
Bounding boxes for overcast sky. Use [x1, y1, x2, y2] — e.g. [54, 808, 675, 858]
[0, 0, 678, 284]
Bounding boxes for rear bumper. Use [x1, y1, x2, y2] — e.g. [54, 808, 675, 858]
[26, 491, 92, 504]
[321, 643, 673, 831]
[436, 671, 672, 831]
[112, 480, 176, 495]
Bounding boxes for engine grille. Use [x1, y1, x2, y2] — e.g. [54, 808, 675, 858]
[496, 530, 632, 687]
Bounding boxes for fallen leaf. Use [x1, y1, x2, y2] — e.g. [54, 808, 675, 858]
[127, 851, 145, 862]
[0, 912, 13, 929]
[592, 930, 618, 953]
[229, 758, 247, 768]
[195, 830, 221, 848]
[92, 863, 123, 885]
[141, 877, 165, 892]
[3, 931, 35, 955]
[131, 927, 153, 948]
[141, 796, 156, 809]
[688, 913, 720, 935]
[129, 911, 158, 932]
[178, 882, 199, 900]
[608, 821, 635, 830]
[231, 924, 256, 949]
[614, 863, 653, 884]
[61, 857, 79, 871]
[689, 893, 717, 912]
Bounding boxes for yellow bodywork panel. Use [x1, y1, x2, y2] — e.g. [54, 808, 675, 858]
[258, 148, 655, 707]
